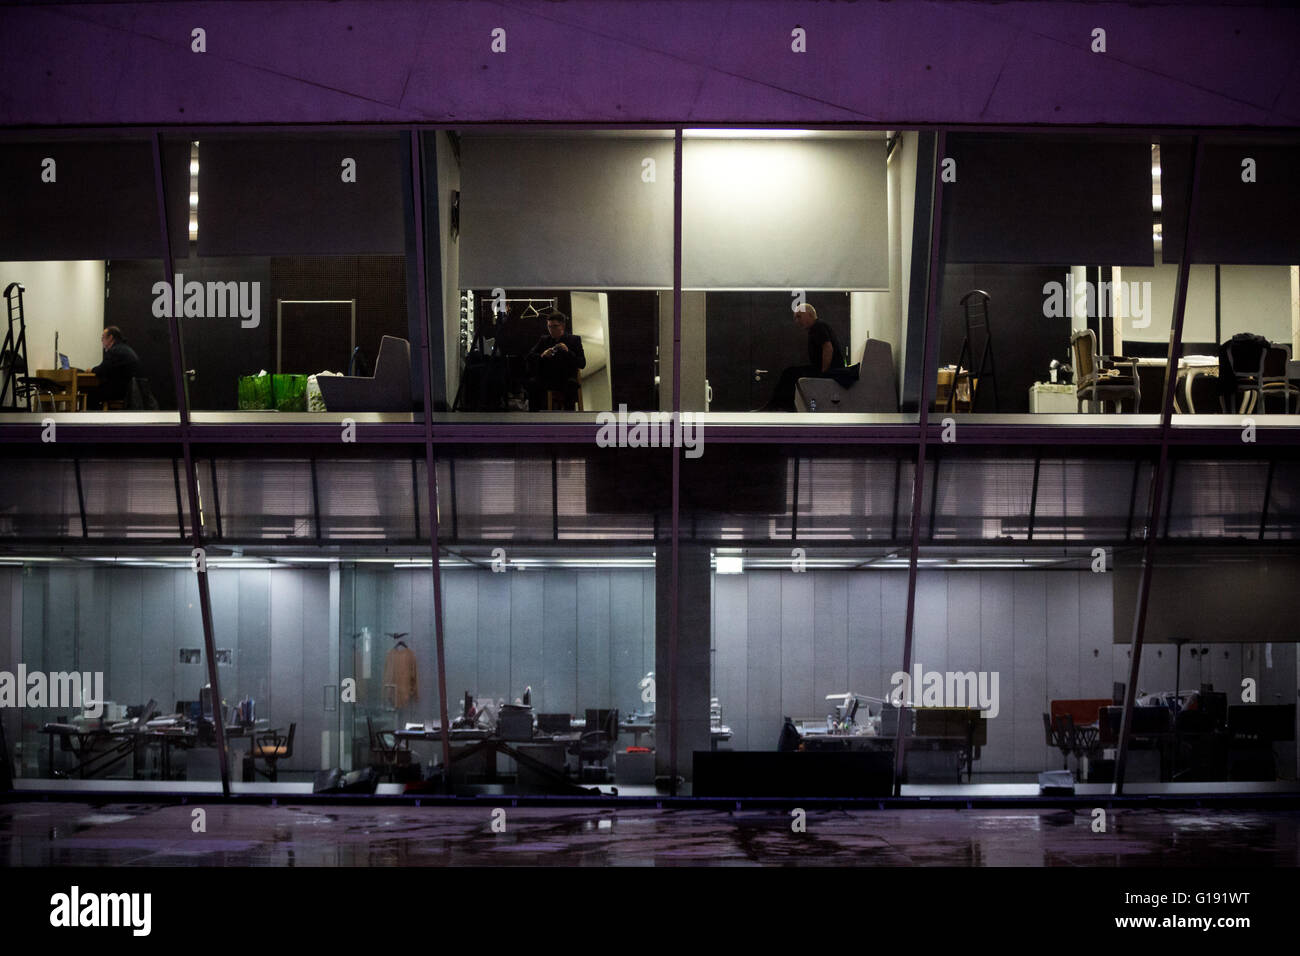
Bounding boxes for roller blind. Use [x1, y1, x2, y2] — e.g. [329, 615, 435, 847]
[0, 140, 163, 259]
[682, 136, 888, 289]
[459, 135, 675, 289]
[940, 134, 1154, 266]
[196, 135, 405, 256]
[1162, 139, 1300, 264]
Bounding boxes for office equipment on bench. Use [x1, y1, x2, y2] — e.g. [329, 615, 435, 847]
[497, 703, 535, 741]
[537, 713, 572, 736]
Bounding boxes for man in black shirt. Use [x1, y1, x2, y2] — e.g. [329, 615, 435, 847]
[525, 312, 586, 410]
[88, 326, 143, 408]
[760, 303, 846, 411]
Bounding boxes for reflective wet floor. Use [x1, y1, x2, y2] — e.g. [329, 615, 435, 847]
[3, 801, 1299, 866]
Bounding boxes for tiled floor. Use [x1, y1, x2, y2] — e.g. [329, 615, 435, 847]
[3, 801, 1299, 866]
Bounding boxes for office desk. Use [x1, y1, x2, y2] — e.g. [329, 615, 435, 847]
[41, 725, 139, 779]
[41, 721, 273, 780]
[32, 369, 98, 411]
[616, 721, 733, 750]
[797, 708, 985, 782]
[394, 726, 493, 744]
[396, 728, 596, 795]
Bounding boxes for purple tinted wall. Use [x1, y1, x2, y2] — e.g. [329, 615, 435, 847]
[2, 1, 1297, 127]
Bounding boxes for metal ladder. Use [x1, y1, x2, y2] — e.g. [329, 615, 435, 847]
[0, 282, 31, 410]
[947, 289, 1000, 413]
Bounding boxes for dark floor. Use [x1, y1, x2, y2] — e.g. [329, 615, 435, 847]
[3, 801, 1299, 866]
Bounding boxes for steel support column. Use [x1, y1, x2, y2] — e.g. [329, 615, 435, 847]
[1114, 137, 1204, 795]
[668, 128, 683, 795]
[894, 131, 947, 795]
[408, 130, 453, 775]
[151, 132, 230, 796]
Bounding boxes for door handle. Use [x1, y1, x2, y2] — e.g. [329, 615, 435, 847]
[753, 368, 768, 382]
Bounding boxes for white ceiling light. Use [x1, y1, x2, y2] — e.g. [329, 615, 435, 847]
[685, 128, 820, 139]
[715, 555, 745, 574]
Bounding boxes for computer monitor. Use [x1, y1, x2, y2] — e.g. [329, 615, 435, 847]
[585, 708, 618, 739]
[538, 713, 571, 736]
[1229, 704, 1296, 742]
[176, 700, 201, 721]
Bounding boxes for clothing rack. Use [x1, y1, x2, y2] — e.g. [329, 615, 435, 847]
[475, 297, 561, 348]
[480, 297, 558, 325]
[947, 289, 999, 413]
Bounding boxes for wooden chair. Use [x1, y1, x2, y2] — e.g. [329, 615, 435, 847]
[28, 370, 78, 411]
[547, 386, 583, 410]
[1218, 333, 1270, 413]
[1260, 345, 1299, 413]
[249, 723, 295, 782]
[100, 377, 159, 411]
[1072, 329, 1140, 413]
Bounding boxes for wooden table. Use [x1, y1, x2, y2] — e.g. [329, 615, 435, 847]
[32, 369, 99, 411]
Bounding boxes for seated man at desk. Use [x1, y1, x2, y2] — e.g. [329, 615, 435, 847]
[525, 312, 585, 410]
[87, 326, 142, 408]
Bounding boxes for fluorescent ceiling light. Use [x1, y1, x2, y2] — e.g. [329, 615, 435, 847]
[715, 555, 745, 574]
[685, 128, 818, 138]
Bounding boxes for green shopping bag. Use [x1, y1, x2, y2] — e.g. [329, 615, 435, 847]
[237, 372, 273, 410]
[272, 374, 308, 412]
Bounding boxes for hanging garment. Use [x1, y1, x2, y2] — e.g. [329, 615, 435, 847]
[383, 644, 419, 709]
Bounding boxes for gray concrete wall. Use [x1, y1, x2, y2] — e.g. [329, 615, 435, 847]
[713, 568, 1129, 774]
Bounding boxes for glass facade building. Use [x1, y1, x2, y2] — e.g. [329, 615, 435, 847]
[2, 2, 1298, 805]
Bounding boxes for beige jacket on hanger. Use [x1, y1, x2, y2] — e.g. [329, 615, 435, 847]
[383, 644, 419, 709]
